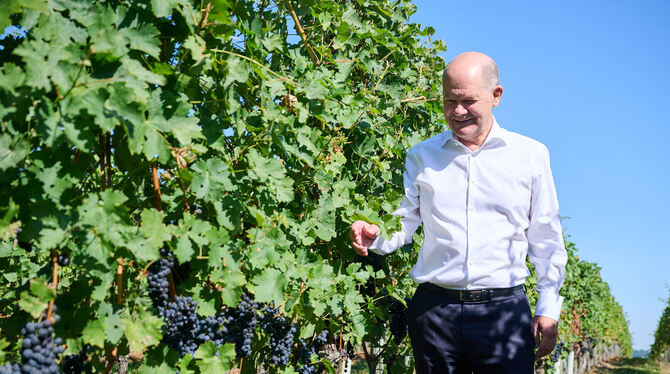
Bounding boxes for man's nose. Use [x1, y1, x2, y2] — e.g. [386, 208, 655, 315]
[454, 104, 467, 115]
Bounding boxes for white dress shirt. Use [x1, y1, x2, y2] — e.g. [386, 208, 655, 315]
[369, 118, 567, 320]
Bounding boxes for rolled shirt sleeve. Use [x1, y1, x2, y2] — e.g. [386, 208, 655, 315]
[527, 144, 568, 321]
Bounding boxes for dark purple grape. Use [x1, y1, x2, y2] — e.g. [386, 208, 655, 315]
[296, 330, 329, 374]
[388, 299, 408, 345]
[57, 254, 70, 267]
[2, 314, 65, 373]
[260, 303, 296, 366]
[17, 241, 32, 252]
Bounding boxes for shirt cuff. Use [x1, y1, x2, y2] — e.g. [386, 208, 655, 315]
[368, 235, 387, 255]
[534, 292, 564, 321]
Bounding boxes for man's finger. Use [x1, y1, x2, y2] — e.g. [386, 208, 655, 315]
[351, 241, 368, 256]
[534, 338, 555, 359]
[533, 320, 540, 348]
[363, 224, 380, 239]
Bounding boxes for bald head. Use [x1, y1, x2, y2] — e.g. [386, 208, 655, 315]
[441, 52, 503, 150]
[443, 52, 499, 91]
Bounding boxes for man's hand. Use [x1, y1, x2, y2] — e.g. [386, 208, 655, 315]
[349, 220, 380, 256]
[533, 315, 558, 359]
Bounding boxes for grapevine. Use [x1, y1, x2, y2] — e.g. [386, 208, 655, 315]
[260, 304, 297, 366]
[1, 309, 64, 373]
[0, 0, 632, 372]
[296, 330, 329, 374]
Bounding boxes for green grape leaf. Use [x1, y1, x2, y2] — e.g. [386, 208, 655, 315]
[150, 0, 188, 17]
[250, 268, 287, 304]
[82, 318, 106, 348]
[103, 310, 125, 345]
[18, 280, 55, 318]
[194, 343, 235, 373]
[0, 134, 30, 170]
[122, 309, 163, 353]
[140, 209, 173, 248]
[190, 158, 236, 201]
[223, 56, 249, 87]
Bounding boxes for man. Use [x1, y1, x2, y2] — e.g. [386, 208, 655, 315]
[350, 51, 567, 373]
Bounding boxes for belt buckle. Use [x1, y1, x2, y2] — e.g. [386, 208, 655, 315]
[460, 289, 489, 301]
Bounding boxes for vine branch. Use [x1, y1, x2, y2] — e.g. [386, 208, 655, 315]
[171, 147, 193, 213]
[106, 133, 112, 187]
[198, 2, 212, 28]
[400, 95, 427, 103]
[284, 0, 319, 65]
[99, 133, 107, 190]
[116, 258, 124, 305]
[46, 249, 58, 322]
[210, 50, 298, 86]
[151, 162, 163, 211]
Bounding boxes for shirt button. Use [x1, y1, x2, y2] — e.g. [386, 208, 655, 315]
[467, 261, 473, 266]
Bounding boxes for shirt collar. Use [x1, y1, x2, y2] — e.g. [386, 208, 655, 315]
[443, 116, 508, 150]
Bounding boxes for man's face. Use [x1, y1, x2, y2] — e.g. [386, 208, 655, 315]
[443, 71, 502, 142]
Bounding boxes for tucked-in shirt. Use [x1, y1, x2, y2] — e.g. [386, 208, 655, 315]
[369, 118, 567, 320]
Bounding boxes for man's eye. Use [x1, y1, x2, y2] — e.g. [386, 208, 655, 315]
[463, 100, 476, 105]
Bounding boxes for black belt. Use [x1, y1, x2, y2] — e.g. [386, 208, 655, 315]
[419, 283, 524, 302]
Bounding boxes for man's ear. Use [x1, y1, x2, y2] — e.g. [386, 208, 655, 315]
[492, 85, 503, 107]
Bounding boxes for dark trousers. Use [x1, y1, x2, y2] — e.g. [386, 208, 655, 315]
[407, 284, 535, 373]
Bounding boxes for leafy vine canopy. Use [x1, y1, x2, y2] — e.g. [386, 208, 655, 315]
[1, 0, 446, 371]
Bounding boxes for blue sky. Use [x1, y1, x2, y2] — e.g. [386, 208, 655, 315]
[411, 0, 670, 350]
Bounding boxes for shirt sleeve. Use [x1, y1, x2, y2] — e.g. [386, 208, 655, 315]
[527, 144, 568, 321]
[369, 148, 423, 255]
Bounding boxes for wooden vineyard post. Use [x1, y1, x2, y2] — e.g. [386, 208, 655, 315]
[46, 249, 58, 322]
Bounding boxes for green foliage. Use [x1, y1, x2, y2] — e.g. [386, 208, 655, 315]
[0, 0, 444, 371]
[649, 292, 670, 360]
[526, 235, 633, 367]
[0, 0, 632, 372]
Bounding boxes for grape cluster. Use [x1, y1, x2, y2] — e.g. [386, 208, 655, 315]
[163, 296, 200, 355]
[549, 341, 564, 362]
[295, 330, 328, 374]
[260, 304, 296, 366]
[147, 250, 290, 361]
[195, 312, 235, 345]
[146, 250, 201, 355]
[581, 336, 597, 353]
[0, 363, 20, 374]
[62, 345, 88, 374]
[147, 251, 174, 311]
[227, 292, 258, 358]
[388, 299, 408, 344]
[0, 312, 65, 374]
[345, 341, 355, 359]
[146, 251, 261, 358]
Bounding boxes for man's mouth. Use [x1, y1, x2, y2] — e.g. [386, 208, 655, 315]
[452, 118, 474, 125]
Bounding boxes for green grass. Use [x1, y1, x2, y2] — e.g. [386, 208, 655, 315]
[588, 357, 669, 374]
